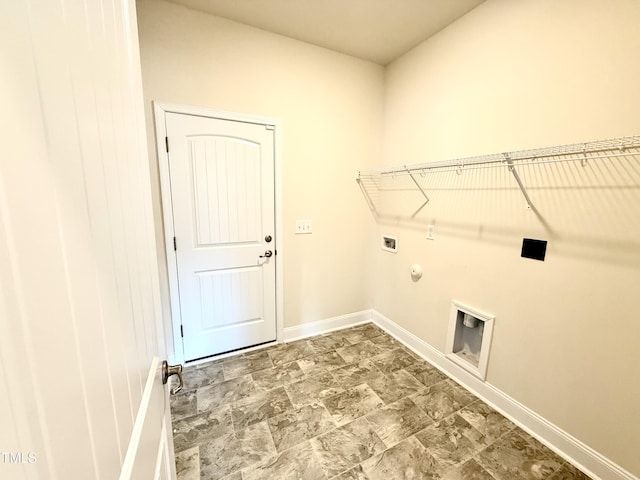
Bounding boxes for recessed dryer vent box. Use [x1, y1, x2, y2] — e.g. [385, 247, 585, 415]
[521, 238, 547, 261]
[445, 301, 495, 381]
[381, 235, 398, 253]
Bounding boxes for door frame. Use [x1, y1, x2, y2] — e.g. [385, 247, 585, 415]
[153, 102, 284, 365]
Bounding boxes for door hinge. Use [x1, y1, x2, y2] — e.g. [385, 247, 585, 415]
[180, 325, 184, 337]
[173, 237, 177, 251]
[165, 136, 169, 153]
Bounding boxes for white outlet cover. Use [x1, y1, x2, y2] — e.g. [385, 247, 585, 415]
[426, 224, 435, 240]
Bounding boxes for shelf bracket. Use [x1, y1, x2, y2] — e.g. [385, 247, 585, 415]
[504, 154, 534, 210]
[405, 166, 429, 203]
[504, 154, 554, 234]
[405, 166, 430, 218]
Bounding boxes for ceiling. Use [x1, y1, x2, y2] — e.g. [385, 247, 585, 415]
[166, 0, 486, 65]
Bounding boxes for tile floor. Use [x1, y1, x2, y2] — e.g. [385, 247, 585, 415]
[170, 323, 592, 480]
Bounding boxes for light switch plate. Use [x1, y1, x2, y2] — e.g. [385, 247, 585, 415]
[295, 219, 312, 234]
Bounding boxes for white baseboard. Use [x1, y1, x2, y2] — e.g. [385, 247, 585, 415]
[370, 309, 638, 480]
[283, 310, 372, 342]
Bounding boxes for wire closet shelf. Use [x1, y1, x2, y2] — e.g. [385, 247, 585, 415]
[357, 135, 640, 179]
[356, 135, 640, 212]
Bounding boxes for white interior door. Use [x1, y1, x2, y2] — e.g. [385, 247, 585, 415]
[164, 112, 277, 361]
[120, 358, 175, 480]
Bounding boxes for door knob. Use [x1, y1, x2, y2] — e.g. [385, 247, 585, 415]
[259, 250, 273, 258]
[161, 360, 183, 395]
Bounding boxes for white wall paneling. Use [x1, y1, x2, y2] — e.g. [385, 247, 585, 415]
[0, 0, 170, 477]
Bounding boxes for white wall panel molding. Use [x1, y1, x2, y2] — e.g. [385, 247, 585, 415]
[371, 310, 639, 480]
[1, 0, 169, 477]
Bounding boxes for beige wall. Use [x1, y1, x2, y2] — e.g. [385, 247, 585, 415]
[136, 0, 384, 336]
[378, 0, 640, 474]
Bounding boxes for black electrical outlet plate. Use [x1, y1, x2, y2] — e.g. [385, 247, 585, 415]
[521, 238, 547, 261]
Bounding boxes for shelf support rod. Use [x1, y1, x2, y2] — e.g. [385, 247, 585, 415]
[405, 166, 430, 218]
[504, 154, 534, 211]
[505, 155, 555, 235]
[405, 166, 429, 204]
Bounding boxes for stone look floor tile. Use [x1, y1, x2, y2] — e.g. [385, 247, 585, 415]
[323, 383, 385, 426]
[199, 422, 276, 480]
[332, 464, 371, 480]
[298, 350, 348, 376]
[475, 429, 564, 480]
[458, 400, 516, 443]
[268, 340, 315, 366]
[547, 462, 593, 480]
[331, 359, 382, 389]
[220, 473, 242, 480]
[267, 402, 336, 452]
[170, 390, 197, 422]
[196, 374, 256, 412]
[285, 371, 346, 406]
[307, 332, 352, 353]
[222, 350, 273, 380]
[444, 379, 477, 404]
[194, 357, 225, 368]
[172, 405, 233, 451]
[365, 370, 423, 405]
[231, 386, 293, 430]
[171, 324, 593, 480]
[370, 348, 417, 374]
[352, 323, 385, 334]
[336, 340, 384, 364]
[410, 379, 476, 421]
[241, 440, 326, 480]
[174, 446, 200, 480]
[341, 330, 379, 345]
[361, 435, 440, 480]
[181, 362, 225, 391]
[342, 324, 384, 344]
[311, 417, 386, 477]
[366, 397, 433, 446]
[237, 344, 278, 358]
[441, 458, 497, 480]
[404, 362, 448, 388]
[367, 333, 403, 350]
[389, 368, 425, 390]
[415, 414, 487, 472]
[251, 361, 305, 392]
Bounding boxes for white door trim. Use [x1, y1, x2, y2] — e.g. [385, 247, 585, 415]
[153, 102, 284, 365]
